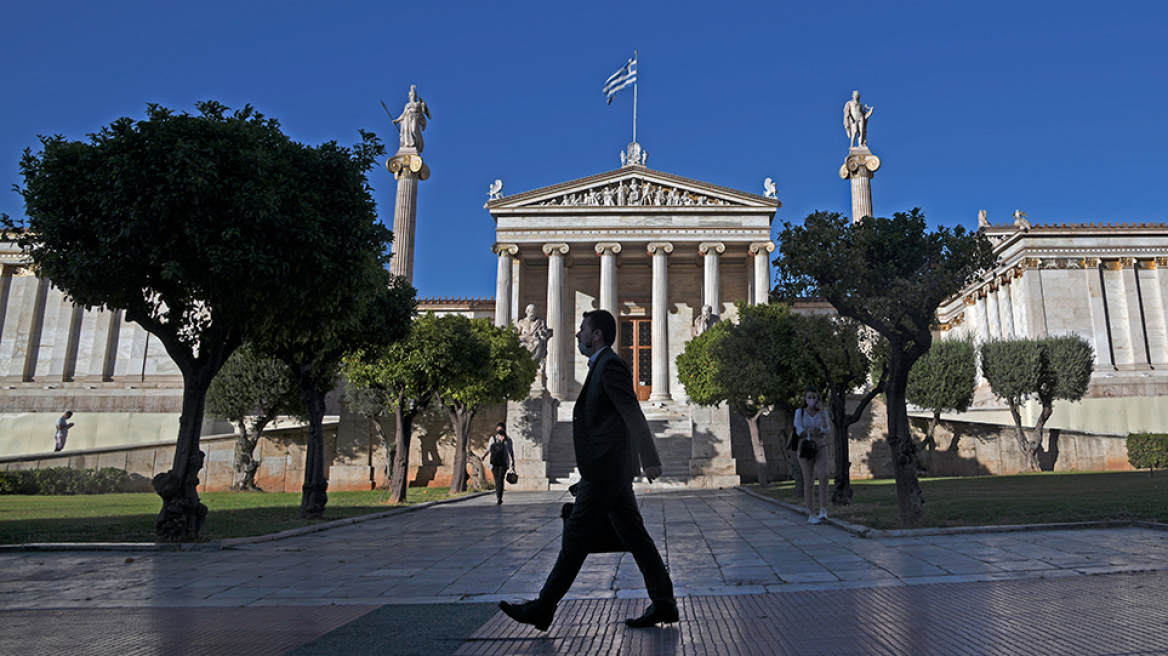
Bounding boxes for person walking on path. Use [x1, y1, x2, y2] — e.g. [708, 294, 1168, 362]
[795, 388, 831, 524]
[500, 309, 677, 632]
[54, 411, 74, 452]
[481, 422, 516, 505]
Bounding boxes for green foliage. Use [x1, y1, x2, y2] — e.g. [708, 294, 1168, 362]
[422, 314, 537, 411]
[207, 343, 306, 427]
[1127, 433, 1168, 471]
[678, 303, 814, 416]
[907, 338, 977, 416]
[981, 335, 1095, 408]
[0, 468, 130, 495]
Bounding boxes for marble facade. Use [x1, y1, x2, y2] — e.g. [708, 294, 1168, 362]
[934, 220, 1168, 435]
[485, 157, 780, 489]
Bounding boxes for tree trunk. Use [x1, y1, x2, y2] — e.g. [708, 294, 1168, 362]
[289, 360, 329, 520]
[232, 419, 268, 491]
[388, 400, 419, 504]
[745, 410, 770, 487]
[446, 404, 475, 494]
[828, 393, 853, 505]
[885, 360, 925, 527]
[1028, 403, 1054, 472]
[1006, 400, 1032, 472]
[153, 371, 212, 541]
[467, 452, 489, 491]
[371, 415, 392, 490]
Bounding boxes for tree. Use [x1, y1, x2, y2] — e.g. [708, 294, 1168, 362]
[677, 302, 817, 486]
[343, 316, 437, 504]
[775, 209, 996, 526]
[906, 337, 977, 468]
[7, 102, 391, 540]
[431, 315, 536, 494]
[262, 273, 416, 519]
[981, 335, 1093, 471]
[206, 343, 306, 491]
[795, 314, 887, 505]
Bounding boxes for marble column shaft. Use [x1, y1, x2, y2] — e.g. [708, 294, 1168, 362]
[493, 244, 518, 327]
[390, 174, 419, 282]
[648, 242, 673, 402]
[997, 279, 1015, 340]
[985, 285, 1001, 341]
[749, 242, 775, 305]
[1084, 258, 1116, 369]
[699, 242, 725, 314]
[596, 243, 621, 314]
[1119, 259, 1150, 367]
[543, 243, 569, 400]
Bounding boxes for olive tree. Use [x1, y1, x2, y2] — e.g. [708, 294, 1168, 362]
[906, 337, 977, 465]
[981, 335, 1093, 471]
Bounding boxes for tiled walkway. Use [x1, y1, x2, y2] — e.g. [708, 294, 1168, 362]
[1, 489, 1167, 654]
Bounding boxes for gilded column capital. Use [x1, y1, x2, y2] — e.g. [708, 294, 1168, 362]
[1155, 257, 1168, 268]
[542, 243, 570, 257]
[1118, 257, 1138, 269]
[594, 242, 622, 256]
[1103, 259, 1122, 270]
[646, 242, 674, 255]
[387, 154, 430, 181]
[963, 295, 977, 306]
[698, 242, 726, 256]
[1022, 257, 1042, 269]
[749, 241, 776, 256]
[492, 243, 518, 257]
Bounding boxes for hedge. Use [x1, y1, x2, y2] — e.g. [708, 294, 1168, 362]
[0, 467, 131, 495]
[1127, 433, 1168, 472]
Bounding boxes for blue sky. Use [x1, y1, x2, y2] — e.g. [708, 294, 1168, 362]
[2, 1, 1164, 299]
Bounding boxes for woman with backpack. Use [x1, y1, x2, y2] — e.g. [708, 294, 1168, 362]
[482, 422, 517, 505]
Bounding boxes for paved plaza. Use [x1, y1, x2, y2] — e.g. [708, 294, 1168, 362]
[2, 489, 1167, 654]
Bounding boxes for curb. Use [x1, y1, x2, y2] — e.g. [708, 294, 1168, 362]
[0, 490, 493, 553]
[734, 486, 1168, 538]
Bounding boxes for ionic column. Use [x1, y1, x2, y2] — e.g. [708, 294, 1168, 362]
[973, 291, 990, 344]
[699, 242, 725, 315]
[595, 243, 621, 314]
[1153, 257, 1168, 367]
[996, 277, 1015, 340]
[1118, 257, 1150, 368]
[493, 244, 518, 327]
[543, 243, 569, 400]
[749, 241, 775, 305]
[648, 242, 673, 402]
[386, 153, 430, 283]
[1018, 258, 1046, 337]
[839, 148, 881, 223]
[1083, 258, 1115, 370]
[985, 284, 1001, 341]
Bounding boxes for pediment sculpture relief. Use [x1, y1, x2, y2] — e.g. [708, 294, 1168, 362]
[535, 178, 734, 207]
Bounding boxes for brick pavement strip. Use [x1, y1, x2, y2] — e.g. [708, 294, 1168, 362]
[457, 571, 1168, 655]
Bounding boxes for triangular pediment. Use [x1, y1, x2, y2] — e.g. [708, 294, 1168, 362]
[486, 166, 779, 211]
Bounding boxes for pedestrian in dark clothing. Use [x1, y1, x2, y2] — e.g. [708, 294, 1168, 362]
[499, 309, 677, 632]
[481, 422, 516, 505]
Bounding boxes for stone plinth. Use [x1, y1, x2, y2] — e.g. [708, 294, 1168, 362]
[688, 403, 740, 488]
[506, 393, 559, 491]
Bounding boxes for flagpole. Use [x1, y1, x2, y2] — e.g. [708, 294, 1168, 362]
[632, 50, 638, 144]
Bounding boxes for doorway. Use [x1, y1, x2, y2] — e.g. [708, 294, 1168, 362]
[619, 318, 652, 401]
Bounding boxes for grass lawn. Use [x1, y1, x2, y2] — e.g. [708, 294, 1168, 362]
[748, 470, 1168, 530]
[0, 487, 459, 544]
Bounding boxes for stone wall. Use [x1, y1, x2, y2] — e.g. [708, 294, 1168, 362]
[728, 397, 1135, 484]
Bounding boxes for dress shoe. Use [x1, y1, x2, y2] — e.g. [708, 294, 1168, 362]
[499, 599, 554, 631]
[625, 600, 679, 627]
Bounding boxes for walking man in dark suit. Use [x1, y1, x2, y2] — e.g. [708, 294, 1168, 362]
[500, 309, 677, 631]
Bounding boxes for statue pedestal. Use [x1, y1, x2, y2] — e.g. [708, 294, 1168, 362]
[506, 392, 559, 491]
[688, 404, 741, 488]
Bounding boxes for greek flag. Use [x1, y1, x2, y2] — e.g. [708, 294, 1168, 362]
[603, 56, 637, 104]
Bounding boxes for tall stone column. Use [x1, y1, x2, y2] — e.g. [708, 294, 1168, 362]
[997, 276, 1015, 340]
[595, 243, 621, 314]
[543, 243, 569, 400]
[1083, 258, 1116, 370]
[839, 148, 880, 223]
[648, 242, 673, 402]
[1153, 257, 1168, 367]
[1118, 258, 1150, 368]
[749, 241, 775, 305]
[493, 244, 518, 327]
[386, 153, 430, 283]
[699, 242, 725, 315]
[985, 284, 1001, 341]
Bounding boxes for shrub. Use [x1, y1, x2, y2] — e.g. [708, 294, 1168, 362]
[1128, 433, 1168, 473]
[0, 467, 131, 495]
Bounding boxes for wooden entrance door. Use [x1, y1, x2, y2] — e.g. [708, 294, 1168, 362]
[619, 319, 652, 401]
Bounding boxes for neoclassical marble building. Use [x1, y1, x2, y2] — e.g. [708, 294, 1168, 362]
[934, 220, 1168, 435]
[485, 148, 779, 489]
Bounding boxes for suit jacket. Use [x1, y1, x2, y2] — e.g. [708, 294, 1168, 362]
[572, 347, 662, 481]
